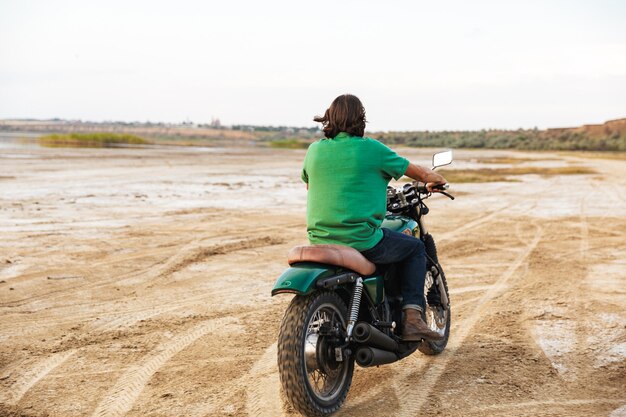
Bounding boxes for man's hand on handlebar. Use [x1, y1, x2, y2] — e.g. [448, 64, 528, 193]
[426, 182, 448, 193]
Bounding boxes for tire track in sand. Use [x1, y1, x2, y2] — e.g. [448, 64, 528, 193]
[91, 317, 241, 417]
[470, 398, 626, 414]
[0, 349, 78, 405]
[244, 342, 286, 417]
[93, 237, 285, 332]
[437, 204, 512, 244]
[437, 198, 541, 247]
[140, 235, 284, 288]
[0, 235, 284, 341]
[189, 343, 284, 416]
[91, 305, 183, 333]
[2, 233, 284, 309]
[392, 222, 543, 417]
[2, 239, 285, 400]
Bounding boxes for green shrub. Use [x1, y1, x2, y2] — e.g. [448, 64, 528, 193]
[269, 139, 310, 149]
[39, 133, 149, 148]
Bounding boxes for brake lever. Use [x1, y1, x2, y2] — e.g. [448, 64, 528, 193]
[439, 190, 455, 200]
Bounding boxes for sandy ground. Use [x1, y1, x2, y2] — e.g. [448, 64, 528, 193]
[0, 144, 624, 417]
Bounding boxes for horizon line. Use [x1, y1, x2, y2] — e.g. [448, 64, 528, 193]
[1, 116, 625, 133]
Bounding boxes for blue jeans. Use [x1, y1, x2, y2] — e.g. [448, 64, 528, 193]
[360, 228, 426, 312]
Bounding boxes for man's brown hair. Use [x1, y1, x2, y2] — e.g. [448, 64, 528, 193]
[314, 94, 367, 139]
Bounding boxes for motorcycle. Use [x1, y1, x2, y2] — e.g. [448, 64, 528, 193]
[271, 150, 455, 416]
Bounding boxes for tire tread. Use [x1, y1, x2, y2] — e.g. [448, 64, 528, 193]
[419, 235, 451, 355]
[277, 292, 352, 416]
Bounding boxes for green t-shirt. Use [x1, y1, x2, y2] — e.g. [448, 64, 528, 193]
[301, 132, 409, 251]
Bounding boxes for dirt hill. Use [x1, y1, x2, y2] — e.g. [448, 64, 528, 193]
[548, 118, 626, 139]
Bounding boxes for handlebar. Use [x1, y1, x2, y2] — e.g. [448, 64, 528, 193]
[386, 181, 455, 214]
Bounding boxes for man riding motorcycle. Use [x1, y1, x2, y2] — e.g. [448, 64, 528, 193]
[302, 93, 447, 341]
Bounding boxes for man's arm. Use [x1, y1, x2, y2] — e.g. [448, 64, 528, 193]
[404, 163, 447, 191]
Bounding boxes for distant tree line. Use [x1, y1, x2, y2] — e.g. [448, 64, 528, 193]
[370, 128, 626, 151]
[231, 125, 320, 133]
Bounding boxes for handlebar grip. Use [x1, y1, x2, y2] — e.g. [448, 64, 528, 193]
[415, 182, 448, 193]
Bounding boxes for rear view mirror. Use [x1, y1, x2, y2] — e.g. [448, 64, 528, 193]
[432, 150, 453, 169]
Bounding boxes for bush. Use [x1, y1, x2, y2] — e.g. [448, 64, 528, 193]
[39, 133, 149, 148]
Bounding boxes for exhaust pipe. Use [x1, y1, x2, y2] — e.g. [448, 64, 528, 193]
[353, 322, 398, 352]
[355, 346, 398, 367]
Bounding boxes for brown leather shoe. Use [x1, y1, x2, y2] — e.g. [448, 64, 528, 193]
[402, 308, 445, 342]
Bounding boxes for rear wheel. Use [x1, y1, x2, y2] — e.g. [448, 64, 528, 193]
[277, 292, 354, 416]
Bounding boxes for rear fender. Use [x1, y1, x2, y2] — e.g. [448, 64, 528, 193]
[271, 262, 386, 308]
[271, 262, 339, 296]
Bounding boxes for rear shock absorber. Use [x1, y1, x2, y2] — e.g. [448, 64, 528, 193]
[346, 277, 363, 341]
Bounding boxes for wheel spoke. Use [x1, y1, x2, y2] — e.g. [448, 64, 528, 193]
[424, 271, 448, 334]
[303, 304, 349, 400]
[319, 371, 329, 392]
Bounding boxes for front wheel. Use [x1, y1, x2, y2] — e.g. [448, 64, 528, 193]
[277, 291, 354, 416]
[419, 265, 451, 355]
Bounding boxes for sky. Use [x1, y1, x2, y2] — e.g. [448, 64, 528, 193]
[1, 0, 625, 131]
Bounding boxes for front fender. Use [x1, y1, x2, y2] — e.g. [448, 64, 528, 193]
[271, 262, 338, 296]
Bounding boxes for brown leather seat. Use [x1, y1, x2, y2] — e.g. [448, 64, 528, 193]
[287, 244, 376, 276]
